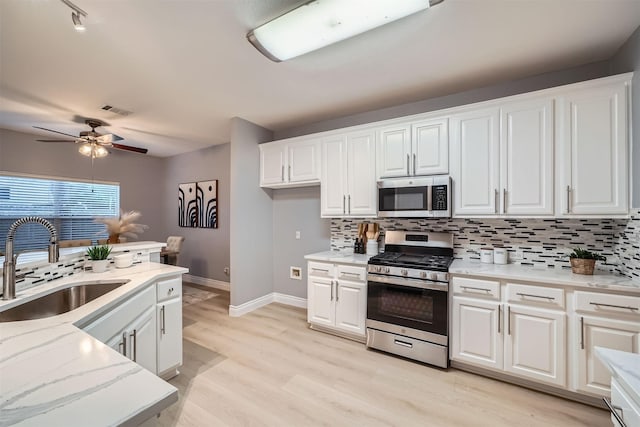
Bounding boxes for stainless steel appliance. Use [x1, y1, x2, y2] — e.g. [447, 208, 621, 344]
[377, 175, 451, 218]
[366, 231, 453, 368]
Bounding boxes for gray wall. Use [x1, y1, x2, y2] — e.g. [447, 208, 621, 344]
[229, 117, 274, 306]
[272, 186, 330, 298]
[0, 128, 166, 242]
[163, 143, 230, 280]
[274, 60, 611, 140]
[611, 25, 640, 208]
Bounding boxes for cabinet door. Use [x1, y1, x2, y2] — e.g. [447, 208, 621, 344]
[504, 305, 566, 387]
[346, 130, 377, 216]
[157, 298, 183, 377]
[451, 296, 503, 370]
[501, 98, 554, 215]
[334, 280, 366, 337]
[376, 124, 411, 179]
[560, 81, 628, 215]
[450, 108, 500, 216]
[288, 139, 320, 183]
[576, 315, 640, 396]
[127, 305, 157, 374]
[307, 276, 335, 327]
[321, 136, 347, 217]
[259, 142, 286, 186]
[412, 117, 448, 176]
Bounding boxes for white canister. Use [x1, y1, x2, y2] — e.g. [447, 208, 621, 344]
[494, 247, 508, 264]
[480, 248, 494, 264]
[366, 241, 379, 255]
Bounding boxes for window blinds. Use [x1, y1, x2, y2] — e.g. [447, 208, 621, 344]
[0, 174, 120, 252]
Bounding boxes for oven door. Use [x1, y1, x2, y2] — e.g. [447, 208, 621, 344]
[367, 274, 447, 337]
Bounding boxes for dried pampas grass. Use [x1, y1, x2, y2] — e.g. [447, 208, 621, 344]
[95, 209, 149, 239]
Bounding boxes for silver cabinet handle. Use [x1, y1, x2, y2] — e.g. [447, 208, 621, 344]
[507, 306, 511, 335]
[589, 302, 638, 311]
[130, 329, 137, 362]
[603, 397, 627, 427]
[122, 331, 127, 357]
[119, 339, 125, 355]
[160, 305, 166, 335]
[281, 165, 284, 182]
[516, 292, 555, 301]
[343, 195, 346, 214]
[330, 280, 334, 301]
[502, 189, 506, 214]
[413, 153, 416, 176]
[566, 185, 571, 214]
[312, 267, 329, 273]
[336, 281, 339, 302]
[462, 286, 491, 293]
[406, 154, 410, 175]
[494, 189, 499, 214]
[394, 339, 413, 348]
[288, 165, 291, 181]
[348, 195, 351, 214]
[580, 316, 585, 350]
[341, 271, 360, 277]
[498, 304, 501, 334]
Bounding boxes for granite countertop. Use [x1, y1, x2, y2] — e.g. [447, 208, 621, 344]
[0, 262, 188, 427]
[449, 259, 640, 295]
[595, 347, 640, 408]
[304, 250, 373, 266]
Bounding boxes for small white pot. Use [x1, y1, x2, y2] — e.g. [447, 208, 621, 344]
[92, 259, 109, 273]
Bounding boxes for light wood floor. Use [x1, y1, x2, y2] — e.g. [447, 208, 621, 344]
[159, 284, 610, 427]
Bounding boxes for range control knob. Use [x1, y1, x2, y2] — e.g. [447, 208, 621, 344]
[385, 267, 390, 273]
[420, 271, 427, 279]
[429, 272, 438, 281]
[401, 269, 408, 277]
[376, 266, 382, 273]
[437, 272, 448, 282]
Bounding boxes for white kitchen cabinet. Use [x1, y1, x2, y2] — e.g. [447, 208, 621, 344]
[504, 305, 566, 387]
[156, 276, 183, 379]
[610, 377, 640, 427]
[128, 305, 157, 374]
[450, 107, 501, 216]
[307, 261, 367, 339]
[376, 117, 448, 178]
[451, 296, 503, 370]
[557, 78, 629, 216]
[321, 130, 376, 217]
[260, 138, 320, 188]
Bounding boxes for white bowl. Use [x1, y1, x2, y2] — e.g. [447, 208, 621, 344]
[114, 253, 133, 268]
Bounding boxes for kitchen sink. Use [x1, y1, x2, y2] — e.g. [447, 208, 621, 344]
[0, 280, 130, 322]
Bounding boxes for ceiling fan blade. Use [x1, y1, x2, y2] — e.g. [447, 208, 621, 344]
[111, 143, 148, 154]
[33, 126, 79, 138]
[96, 133, 124, 143]
[36, 139, 77, 143]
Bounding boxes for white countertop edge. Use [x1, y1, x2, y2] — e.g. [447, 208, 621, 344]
[120, 388, 179, 427]
[595, 347, 640, 408]
[304, 250, 373, 265]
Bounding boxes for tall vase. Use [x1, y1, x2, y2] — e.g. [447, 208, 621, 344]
[107, 234, 120, 244]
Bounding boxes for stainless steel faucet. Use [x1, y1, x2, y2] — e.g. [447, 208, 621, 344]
[2, 217, 59, 300]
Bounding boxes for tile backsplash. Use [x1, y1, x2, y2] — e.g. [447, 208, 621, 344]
[331, 209, 640, 280]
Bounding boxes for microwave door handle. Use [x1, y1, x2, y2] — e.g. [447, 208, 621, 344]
[427, 185, 432, 211]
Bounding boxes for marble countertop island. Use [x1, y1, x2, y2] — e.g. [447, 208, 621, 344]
[0, 262, 188, 427]
[596, 347, 640, 408]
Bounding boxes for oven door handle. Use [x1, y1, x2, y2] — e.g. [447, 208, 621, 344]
[367, 273, 448, 292]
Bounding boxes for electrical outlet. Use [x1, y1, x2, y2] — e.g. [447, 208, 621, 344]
[295, 231, 301, 240]
[290, 266, 302, 280]
[223, 267, 230, 275]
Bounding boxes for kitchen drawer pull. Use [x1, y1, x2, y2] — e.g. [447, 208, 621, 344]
[461, 286, 491, 293]
[406, 154, 410, 175]
[507, 306, 511, 335]
[394, 339, 413, 349]
[130, 329, 137, 362]
[311, 268, 329, 273]
[160, 305, 166, 335]
[580, 316, 584, 350]
[494, 189, 498, 214]
[589, 302, 638, 311]
[603, 397, 627, 427]
[516, 292, 555, 301]
[498, 304, 501, 334]
[341, 272, 361, 277]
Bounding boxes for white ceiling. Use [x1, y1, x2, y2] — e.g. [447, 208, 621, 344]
[1, 0, 639, 157]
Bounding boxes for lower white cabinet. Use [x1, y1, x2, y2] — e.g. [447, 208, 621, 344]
[156, 277, 183, 379]
[610, 377, 640, 427]
[307, 261, 367, 339]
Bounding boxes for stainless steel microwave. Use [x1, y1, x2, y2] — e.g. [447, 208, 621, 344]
[377, 175, 451, 218]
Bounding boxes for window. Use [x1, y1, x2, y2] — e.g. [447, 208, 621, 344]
[0, 173, 120, 252]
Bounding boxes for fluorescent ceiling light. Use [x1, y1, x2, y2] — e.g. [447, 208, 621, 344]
[247, 0, 439, 62]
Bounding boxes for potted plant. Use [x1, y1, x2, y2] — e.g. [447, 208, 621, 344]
[569, 248, 606, 275]
[87, 245, 112, 273]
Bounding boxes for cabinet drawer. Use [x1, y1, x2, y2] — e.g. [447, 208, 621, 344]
[575, 291, 640, 317]
[452, 277, 500, 300]
[506, 283, 564, 309]
[157, 276, 182, 302]
[308, 261, 335, 278]
[337, 264, 366, 282]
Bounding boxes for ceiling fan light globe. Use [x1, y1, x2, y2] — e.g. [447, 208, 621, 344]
[78, 143, 93, 156]
[94, 146, 109, 158]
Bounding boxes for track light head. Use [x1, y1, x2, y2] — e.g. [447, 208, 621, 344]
[71, 11, 85, 32]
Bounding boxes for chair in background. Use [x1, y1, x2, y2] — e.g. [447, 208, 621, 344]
[59, 239, 92, 248]
[161, 236, 185, 265]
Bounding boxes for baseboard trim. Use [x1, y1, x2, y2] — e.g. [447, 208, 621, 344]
[229, 292, 307, 317]
[183, 274, 230, 292]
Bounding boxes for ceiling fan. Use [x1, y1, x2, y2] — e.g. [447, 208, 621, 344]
[34, 119, 148, 158]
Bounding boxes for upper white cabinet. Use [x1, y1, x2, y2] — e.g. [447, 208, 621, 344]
[321, 130, 376, 217]
[451, 97, 554, 217]
[376, 117, 448, 179]
[557, 78, 629, 216]
[260, 137, 320, 188]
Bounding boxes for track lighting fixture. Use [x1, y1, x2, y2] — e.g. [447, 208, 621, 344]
[61, 0, 87, 32]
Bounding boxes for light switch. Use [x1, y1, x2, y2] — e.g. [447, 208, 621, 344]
[295, 231, 301, 239]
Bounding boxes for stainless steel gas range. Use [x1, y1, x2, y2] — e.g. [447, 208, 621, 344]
[366, 231, 453, 368]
